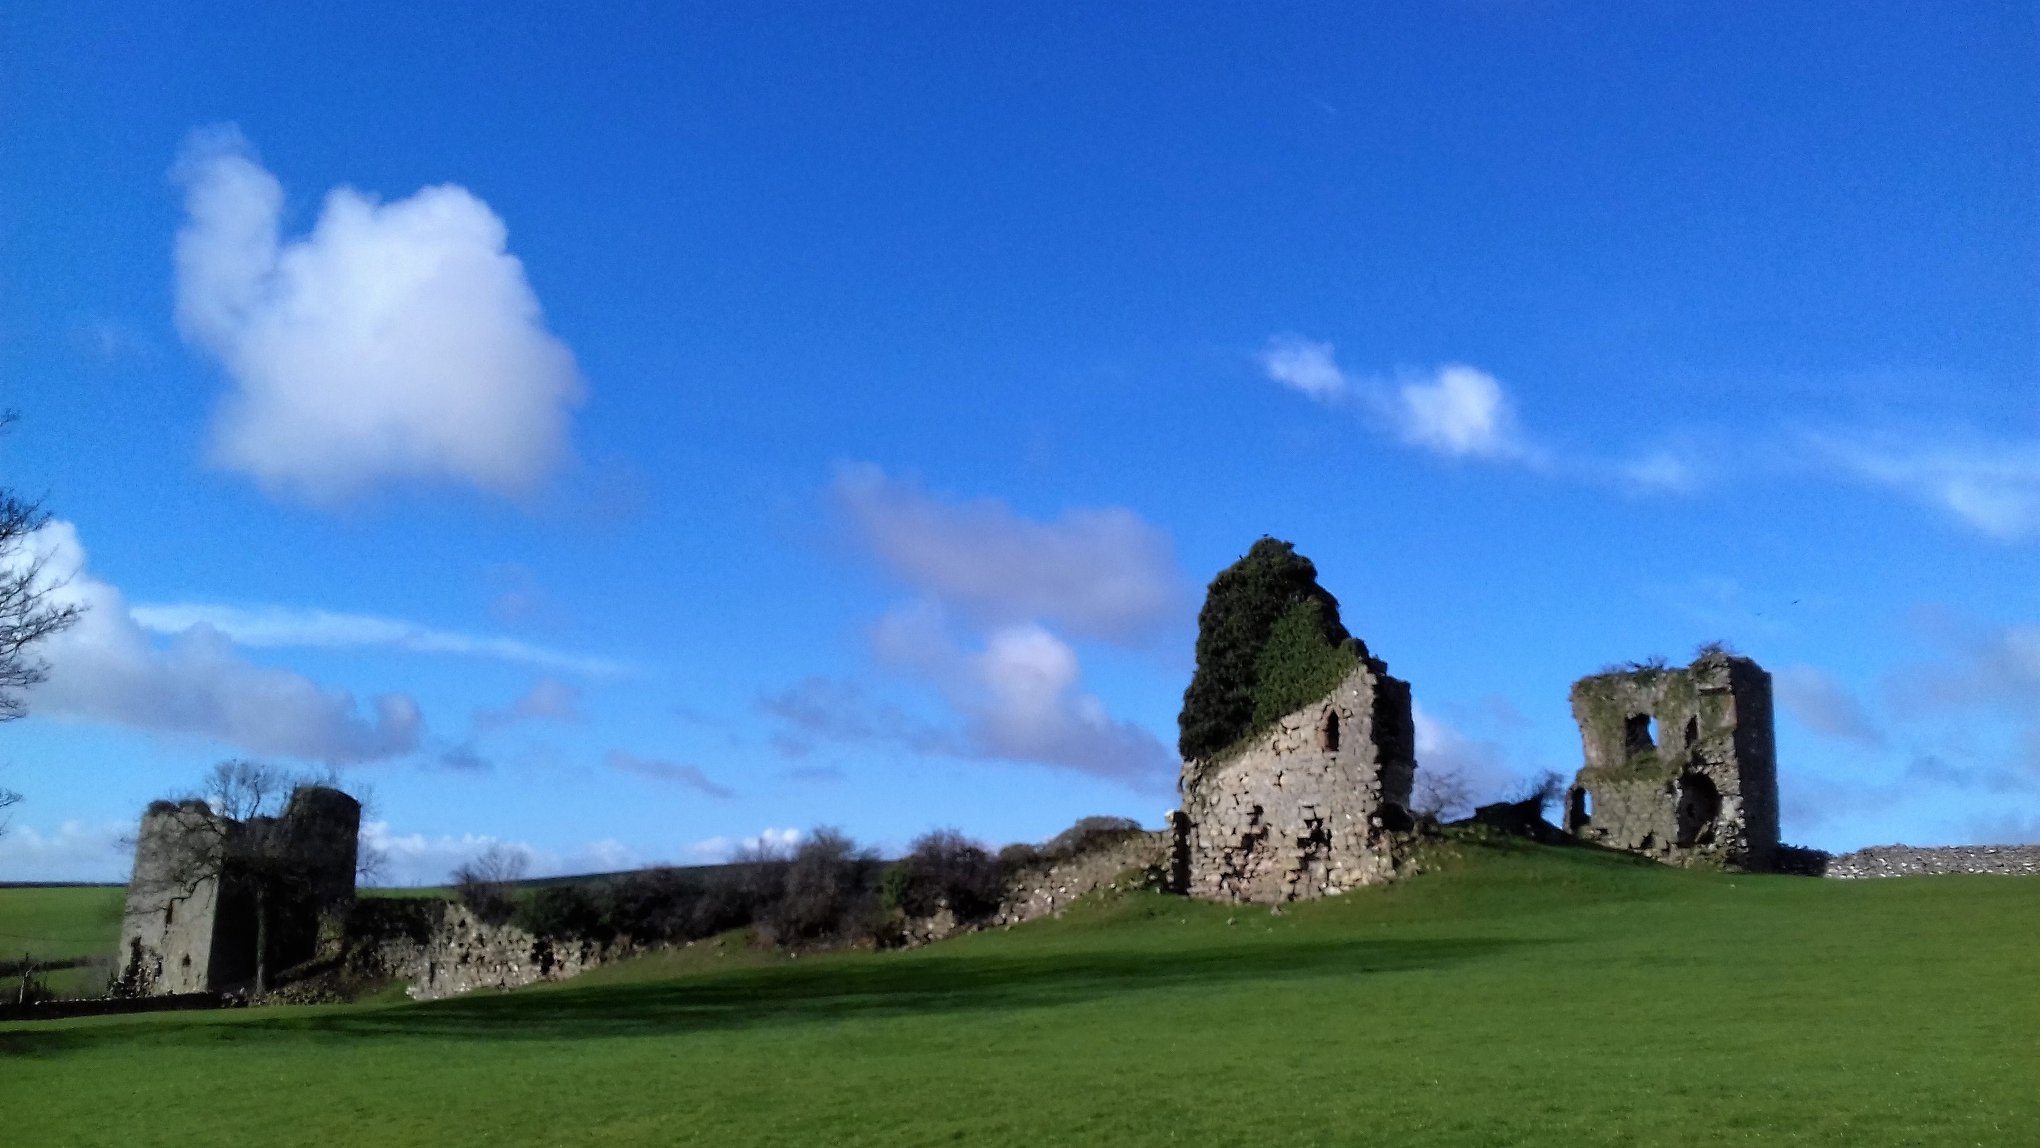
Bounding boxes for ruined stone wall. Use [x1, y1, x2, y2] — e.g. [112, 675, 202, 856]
[117, 802, 227, 996]
[350, 899, 621, 1001]
[1178, 660, 1415, 903]
[1565, 652, 1779, 871]
[991, 830, 1176, 926]
[1821, 845, 2040, 879]
[115, 787, 362, 996]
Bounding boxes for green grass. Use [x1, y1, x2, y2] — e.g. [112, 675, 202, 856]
[4, 840, 2037, 1146]
[0, 884, 124, 999]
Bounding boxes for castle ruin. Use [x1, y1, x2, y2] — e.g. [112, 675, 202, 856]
[1563, 649, 1779, 870]
[1169, 538, 1417, 904]
[117, 786, 360, 996]
[1177, 657, 1416, 902]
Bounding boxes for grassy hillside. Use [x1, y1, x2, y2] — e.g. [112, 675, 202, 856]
[4, 839, 2036, 1146]
[0, 884, 125, 999]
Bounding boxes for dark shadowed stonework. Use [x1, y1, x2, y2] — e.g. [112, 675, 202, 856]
[1564, 651, 1779, 870]
[116, 787, 360, 995]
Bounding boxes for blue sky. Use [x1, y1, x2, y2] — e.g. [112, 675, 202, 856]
[2, 2, 2035, 882]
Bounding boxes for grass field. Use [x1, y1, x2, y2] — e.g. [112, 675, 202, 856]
[0, 884, 124, 1000]
[3, 838, 2036, 1146]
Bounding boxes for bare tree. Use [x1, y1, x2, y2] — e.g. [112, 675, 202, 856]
[1411, 763, 1477, 822]
[0, 414, 86, 838]
[0, 417, 84, 725]
[451, 843, 529, 924]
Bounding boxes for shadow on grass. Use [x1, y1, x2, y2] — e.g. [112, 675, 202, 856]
[2, 933, 1525, 1056]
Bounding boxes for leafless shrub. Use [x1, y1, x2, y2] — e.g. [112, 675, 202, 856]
[1506, 770, 1567, 818]
[1411, 763, 1477, 822]
[451, 843, 529, 925]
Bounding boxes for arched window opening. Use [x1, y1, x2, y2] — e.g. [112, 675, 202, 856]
[1624, 713, 1657, 753]
[1320, 711, 1341, 753]
[1674, 772, 1721, 847]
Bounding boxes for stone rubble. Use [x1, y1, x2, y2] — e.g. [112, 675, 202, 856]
[1820, 845, 2040, 879]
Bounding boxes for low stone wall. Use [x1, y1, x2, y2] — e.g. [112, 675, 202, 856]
[1821, 845, 2040, 879]
[990, 831, 1176, 927]
[349, 899, 625, 1001]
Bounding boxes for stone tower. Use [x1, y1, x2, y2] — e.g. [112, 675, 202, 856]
[1563, 650, 1779, 870]
[1177, 657, 1416, 902]
[117, 786, 361, 996]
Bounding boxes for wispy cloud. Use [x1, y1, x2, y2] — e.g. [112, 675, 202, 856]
[817, 468, 1184, 790]
[1886, 611, 2040, 772]
[604, 750, 735, 798]
[1776, 665, 1885, 747]
[1259, 335, 1536, 464]
[832, 463, 1188, 645]
[360, 821, 641, 885]
[130, 603, 620, 676]
[22, 522, 424, 763]
[684, 826, 802, 862]
[1815, 432, 2040, 541]
[0, 820, 132, 883]
[473, 678, 584, 731]
[765, 616, 1177, 790]
[1260, 335, 1350, 403]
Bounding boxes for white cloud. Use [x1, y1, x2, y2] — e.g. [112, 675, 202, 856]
[775, 614, 1176, 789]
[21, 522, 424, 762]
[832, 463, 1185, 644]
[1259, 337, 1533, 463]
[684, 826, 803, 863]
[130, 602, 620, 676]
[604, 750, 735, 798]
[473, 678, 584, 731]
[360, 821, 643, 886]
[1412, 704, 1519, 817]
[1819, 433, 2040, 541]
[964, 624, 1172, 784]
[172, 125, 583, 503]
[0, 820, 132, 883]
[821, 469, 1180, 788]
[1393, 364, 1531, 461]
[1776, 665, 1884, 747]
[1260, 334, 1350, 402]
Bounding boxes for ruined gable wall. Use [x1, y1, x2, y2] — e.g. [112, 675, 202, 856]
[1178, 661, 1415, 903]
[1566, 652, 1778, 870]
[118, 802, 228, 996]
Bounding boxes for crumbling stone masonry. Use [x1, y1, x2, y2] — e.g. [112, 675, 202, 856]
[1176, 658, 1416, 902]
[346, 900, 621, 1002]
[1564, 650, 1779, 870]
[116, 787, 360, 995]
